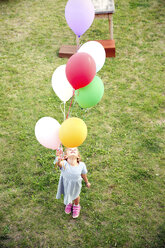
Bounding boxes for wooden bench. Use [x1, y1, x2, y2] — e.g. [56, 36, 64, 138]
[93, 0, 115, 57]
[59, 0, 115, 58]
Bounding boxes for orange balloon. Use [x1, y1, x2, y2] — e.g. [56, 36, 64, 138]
[59, 117, 87, 148]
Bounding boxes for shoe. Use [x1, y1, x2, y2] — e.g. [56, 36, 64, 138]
[65, 203, 72, 214]
[72, 205, 81, 218]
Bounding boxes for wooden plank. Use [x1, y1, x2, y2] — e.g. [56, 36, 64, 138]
[96, 39, 115, 57]
[59, 40, 115, 58]
[59, 45, 77, 58]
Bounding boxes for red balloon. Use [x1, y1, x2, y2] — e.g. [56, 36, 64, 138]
[66, 52, 96, 90]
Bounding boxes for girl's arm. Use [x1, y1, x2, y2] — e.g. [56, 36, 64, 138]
[56, 149, 65, 169]
[81, 174, 91, 188]
[56, 157, 65, 169]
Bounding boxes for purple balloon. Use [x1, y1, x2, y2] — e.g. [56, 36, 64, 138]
[65, 0, 95, 37]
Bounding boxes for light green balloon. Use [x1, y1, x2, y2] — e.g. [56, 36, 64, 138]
[75, 76, 104, 108]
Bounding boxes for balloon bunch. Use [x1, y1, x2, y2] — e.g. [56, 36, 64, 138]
[35, 0, 106, 152]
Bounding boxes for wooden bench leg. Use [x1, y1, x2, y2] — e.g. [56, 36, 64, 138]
[108, 14, 113, 40]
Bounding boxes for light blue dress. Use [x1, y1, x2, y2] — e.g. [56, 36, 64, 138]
[56, 160, 87, 205]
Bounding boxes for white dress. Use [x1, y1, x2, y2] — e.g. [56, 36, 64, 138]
[56, 161, 87, 205]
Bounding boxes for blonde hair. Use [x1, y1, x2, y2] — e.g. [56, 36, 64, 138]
[64, 148, 81, 163]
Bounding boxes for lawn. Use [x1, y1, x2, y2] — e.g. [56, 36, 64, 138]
[0, 0, 165, 247]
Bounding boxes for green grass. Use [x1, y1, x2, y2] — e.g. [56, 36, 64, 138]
[0, 0, 165, 247]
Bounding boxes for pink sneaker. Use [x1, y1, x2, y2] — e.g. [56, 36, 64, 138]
[65, 203, 72, 214]
[72, 205, 81, 218]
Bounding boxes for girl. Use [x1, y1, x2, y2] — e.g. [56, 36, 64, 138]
[56, 147, 91, 218]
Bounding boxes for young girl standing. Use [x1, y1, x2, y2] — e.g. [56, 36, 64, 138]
[56, 147, 91, 218]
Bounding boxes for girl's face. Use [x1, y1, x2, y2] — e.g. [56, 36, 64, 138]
[66, 147, 79, 158]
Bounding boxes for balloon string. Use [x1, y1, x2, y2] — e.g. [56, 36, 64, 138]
[64, 102, 66, 120]
[69, 95, 76, 117]
[66, 90, 75, 119]
[60, 102, 66, 121]
[76, 35, 80, 51]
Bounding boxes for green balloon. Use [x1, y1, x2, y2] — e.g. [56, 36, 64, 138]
[75, 76, 104, 108]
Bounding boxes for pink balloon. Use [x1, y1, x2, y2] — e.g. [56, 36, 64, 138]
[66, 52, 96, 90]
[35, 117, 61, 150]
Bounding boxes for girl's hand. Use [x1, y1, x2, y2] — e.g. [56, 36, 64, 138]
[63, 155, 68, 160]
[86, 182, 91, 188]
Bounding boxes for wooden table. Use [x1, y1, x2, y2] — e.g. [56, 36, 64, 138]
[59, 0, 115, 58]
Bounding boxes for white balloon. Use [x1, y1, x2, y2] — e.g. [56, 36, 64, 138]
[78, 41, 106, 72]
[35, 117, 61, 150]
[52, 65, 74, 102]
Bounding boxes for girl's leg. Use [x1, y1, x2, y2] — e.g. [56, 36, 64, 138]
[74, 196, 80, 205]
[65, 203, 72, 214]
[72, 196, 81, 218]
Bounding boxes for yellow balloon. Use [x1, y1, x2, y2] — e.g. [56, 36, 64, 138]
[59, 117, 87, 148]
